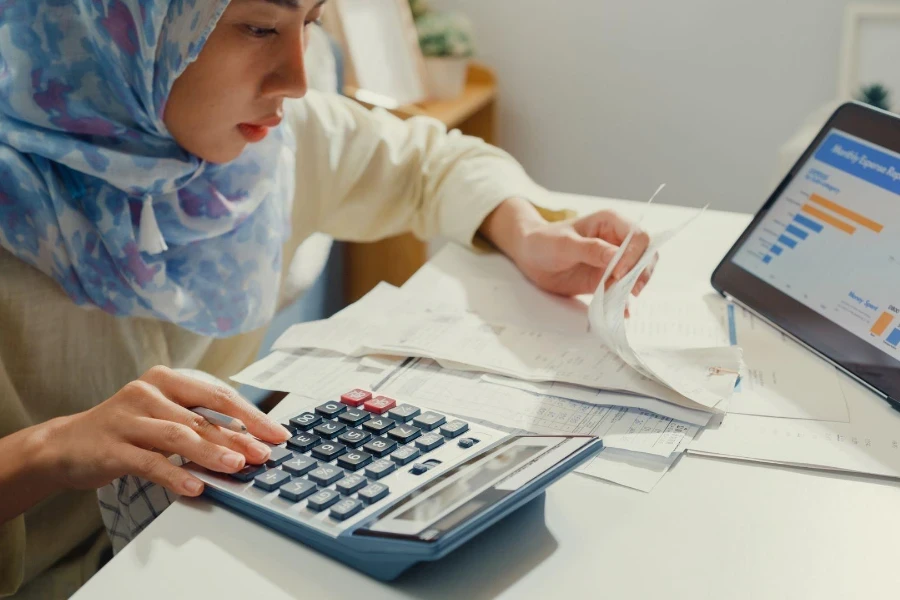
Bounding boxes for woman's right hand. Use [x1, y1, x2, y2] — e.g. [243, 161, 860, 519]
[44, 366, 291, 497]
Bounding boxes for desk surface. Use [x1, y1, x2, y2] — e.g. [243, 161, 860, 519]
[75, 195, 900, 599]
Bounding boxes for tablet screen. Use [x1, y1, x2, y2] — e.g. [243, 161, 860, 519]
[731, 129, 900, 361]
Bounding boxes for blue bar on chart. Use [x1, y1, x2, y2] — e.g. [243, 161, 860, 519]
[770, 245, 783, 256]
[793, 213, 823, 233]
[762, 255, 772, 264]
[785, 224, 808, 240]
[777, 234, 797, 249]
[887, 328, 900, 347]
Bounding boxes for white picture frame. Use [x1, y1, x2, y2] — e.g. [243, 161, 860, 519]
[326, 0, 428, 107]
[838, 4, 900, 103]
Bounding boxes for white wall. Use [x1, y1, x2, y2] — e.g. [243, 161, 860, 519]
[431, 0, 899, 213]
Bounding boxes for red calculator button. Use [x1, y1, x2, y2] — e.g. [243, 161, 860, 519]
[364, 395, 397, 414]
[341, 389, 372, 407]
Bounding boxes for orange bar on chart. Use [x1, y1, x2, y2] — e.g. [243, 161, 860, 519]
[809, 194, 884, 233]
[871, 312, 894, 336]
[801, 204, 856, 234]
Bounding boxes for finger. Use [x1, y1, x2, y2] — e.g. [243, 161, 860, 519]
[560, 235, 619, 272]
[146, 400, 273, 465]
[612, 229, 651, 280]
[632, 252, 659, 296]
[119, 445, 205, 497]
[141, 366, 289, 443]
[130, 417, 252, 474]
[573, 210, 635, 245]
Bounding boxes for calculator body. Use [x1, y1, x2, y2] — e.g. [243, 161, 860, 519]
[187, 391, 602, 581]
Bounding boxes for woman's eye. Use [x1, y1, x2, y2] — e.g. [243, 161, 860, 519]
[245, 25, 277, 38]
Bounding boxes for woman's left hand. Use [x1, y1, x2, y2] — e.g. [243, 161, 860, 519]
[481, 198, 658, 297]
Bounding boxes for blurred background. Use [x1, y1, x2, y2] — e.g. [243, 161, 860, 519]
[425, 0, 898, 212]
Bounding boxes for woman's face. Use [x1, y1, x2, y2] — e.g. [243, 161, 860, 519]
[164, 0, 327, 164]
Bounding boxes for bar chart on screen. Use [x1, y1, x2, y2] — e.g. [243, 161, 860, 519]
[732, 129, 900, 360]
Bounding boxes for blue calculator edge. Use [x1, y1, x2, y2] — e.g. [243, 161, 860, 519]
[190, 390, 604, 581]
[204, 435, 600, 580]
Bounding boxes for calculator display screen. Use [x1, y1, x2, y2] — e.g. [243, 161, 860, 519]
[393, 444, 544, 523]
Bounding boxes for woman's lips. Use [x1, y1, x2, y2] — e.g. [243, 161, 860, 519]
[237, 123, 270, 142]
[237, 116, 282, 143]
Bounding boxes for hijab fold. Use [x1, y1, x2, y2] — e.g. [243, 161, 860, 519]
[0, 0, 296, 337]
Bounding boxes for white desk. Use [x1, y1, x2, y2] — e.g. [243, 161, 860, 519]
[75, 195, 900, 599]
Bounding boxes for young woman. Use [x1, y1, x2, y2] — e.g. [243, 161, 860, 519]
[0, 0, 654, 596]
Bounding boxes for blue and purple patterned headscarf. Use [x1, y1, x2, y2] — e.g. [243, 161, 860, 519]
[0, 0, 296, 336]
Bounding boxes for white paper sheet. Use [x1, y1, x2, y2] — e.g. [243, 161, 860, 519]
[230, 349, 388, 400]
[587, 196, 743, 411]
[376, 358, 698, 459]
[621, 294, 850, 422]
[480, 375, 714, 427]
[687, 411, 900, 478]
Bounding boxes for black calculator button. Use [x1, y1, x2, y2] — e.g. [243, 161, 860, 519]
[311, 441, 348, 461]
[313, 421, 347, 439]
[363, 437, 397, 458]
[308, 466, 345, 486]
[337, 429, 371, 448]
[336, 474, 368, 495]
[387, 424, 421, 444]
[362, 417, 394, 435]
[458, 438, 476, 449]
[387, 404, 421, 422]
[338, 408, 371, 427]
[337, 450, 373, 471]
[253, 469, 291, 492]
[289, 412, 322, 431]
[265, 446, 293, 467]
[390, 445, 421, 465]
[440, 420, 469, 439]
[279, 479, 317, 502]
[412, 412, 446, 431]
[315, 402, 346, 418]
[365, 459, 396, 480]
[307, 489, 341, 511]
[287, 432, 321, 452]
[282, 455, 318, 476]
[231, 464, 266, 482]
[410, 463, 429, 476]
[358, 483, 389, 504]
[330, 497, 365, 521]
[415, 432, 445, 452]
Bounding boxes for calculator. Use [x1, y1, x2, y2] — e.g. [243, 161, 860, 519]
[187, 389, 602, 580]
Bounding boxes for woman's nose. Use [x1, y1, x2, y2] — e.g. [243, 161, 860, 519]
[263, 31, 309, 99]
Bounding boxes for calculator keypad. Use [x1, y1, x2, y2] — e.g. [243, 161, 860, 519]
[337, 429, 371, 448]
[227, 391, 472, 526]
[289, 412, 322, 431]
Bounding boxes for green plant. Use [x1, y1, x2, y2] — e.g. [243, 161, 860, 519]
[856, 83, 891, 111]
[414, 11, 476, 58]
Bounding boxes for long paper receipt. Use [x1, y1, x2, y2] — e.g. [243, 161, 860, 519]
[587, 185, 743, 412]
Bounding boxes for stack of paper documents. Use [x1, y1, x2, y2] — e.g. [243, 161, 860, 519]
[233, 349, 700, 492]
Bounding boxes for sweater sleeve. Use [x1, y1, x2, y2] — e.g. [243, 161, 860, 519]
[283, 90, 551, 247]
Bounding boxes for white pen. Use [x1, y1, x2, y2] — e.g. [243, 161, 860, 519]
[190, 407, 248, 433]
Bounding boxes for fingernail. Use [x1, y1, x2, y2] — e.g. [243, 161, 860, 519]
[221, 452, 244, 469]
[183, 479, 203, 495]
[249, 441, 271, 462]
[277, 425, 291, 441]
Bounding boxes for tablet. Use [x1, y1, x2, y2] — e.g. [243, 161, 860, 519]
[712, 102, 900, 408]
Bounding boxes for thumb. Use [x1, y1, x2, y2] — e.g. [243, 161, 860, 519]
[560, 235, 619, 271]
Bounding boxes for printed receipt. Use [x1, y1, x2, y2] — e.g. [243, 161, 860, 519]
[588, 185, 744, 411]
